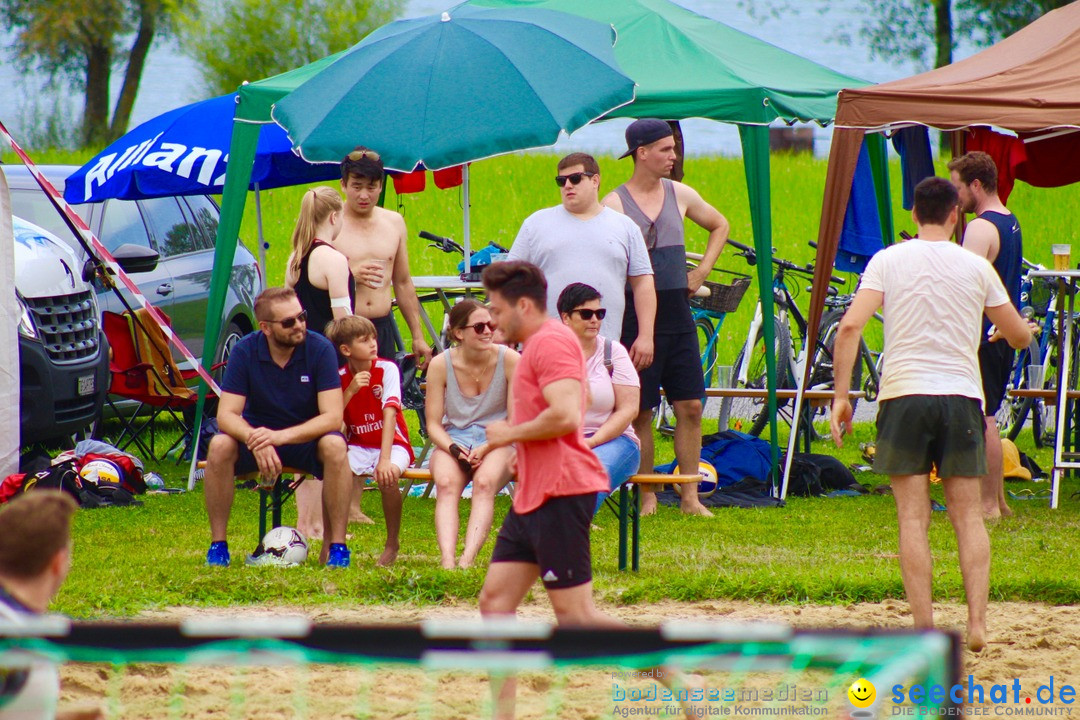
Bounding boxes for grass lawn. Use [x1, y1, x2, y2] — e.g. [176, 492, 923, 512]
[54, 414, 1080, 619]
[12, 147, 1080, 618]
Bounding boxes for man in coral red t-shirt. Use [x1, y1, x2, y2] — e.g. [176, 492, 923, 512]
[479, 261, 618, 715]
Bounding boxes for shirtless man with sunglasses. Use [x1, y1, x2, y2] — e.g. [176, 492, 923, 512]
[507, 152, 656, 370]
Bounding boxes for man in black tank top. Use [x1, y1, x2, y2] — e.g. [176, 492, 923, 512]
[603, 119, 732, 517]
[949, 151, 1022, 520]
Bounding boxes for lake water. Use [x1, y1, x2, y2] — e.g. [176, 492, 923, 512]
[0, 0, 971, 156]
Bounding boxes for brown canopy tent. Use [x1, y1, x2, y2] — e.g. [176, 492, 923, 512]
[781, 1, 1080, 498]
[801, 1, 1080, 399]
[811, 0, 1080, 339]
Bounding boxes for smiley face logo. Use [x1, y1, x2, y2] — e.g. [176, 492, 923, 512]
[848, 678, 876, 708]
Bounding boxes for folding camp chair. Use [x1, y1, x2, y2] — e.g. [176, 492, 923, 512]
[101, 309, 216, 462]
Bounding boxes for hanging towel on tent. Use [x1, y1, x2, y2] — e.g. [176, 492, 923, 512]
[838, 140, 884, 273]
[967, 127, 1027, 204]
[892, 127, 935, 211]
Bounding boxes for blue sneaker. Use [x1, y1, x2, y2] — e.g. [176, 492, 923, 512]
[206, 541, 230, 567]
[325, 543, 351, 568]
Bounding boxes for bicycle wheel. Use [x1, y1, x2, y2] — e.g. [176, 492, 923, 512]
[727, 317, 794, 437]
[809, 308, 864, 417]
[997, 347, 1033, 441]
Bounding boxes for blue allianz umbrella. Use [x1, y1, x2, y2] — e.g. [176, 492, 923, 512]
[65, 93, 341, 274]
[66, 93, 339, 204]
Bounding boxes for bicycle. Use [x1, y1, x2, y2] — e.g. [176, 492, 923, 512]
[718, 240, 846, 436]
[417, 230, 508, 351]
[996, 260, 1080, 447]
[654, 258, 752, 435]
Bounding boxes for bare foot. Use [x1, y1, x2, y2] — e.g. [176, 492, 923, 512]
[298, 525, 323, 541]
[999, 501, 1014, 518]
[377, 544, 399, 567]
[441, 558, 457, 570]
[350, 511, 375, 526]
[640, 493, 658, 516]
[967, 626, 987, 653]
[681, 501, 714, 517]
[457, 558, 474, 569]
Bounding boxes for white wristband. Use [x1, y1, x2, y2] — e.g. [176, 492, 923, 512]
[330, 296, 352, 310]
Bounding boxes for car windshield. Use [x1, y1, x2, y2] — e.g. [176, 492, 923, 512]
[9, 188, 84, 255]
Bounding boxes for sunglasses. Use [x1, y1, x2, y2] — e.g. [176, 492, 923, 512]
[267, 310, 308, 329]
[347, 149, 381, 162]
[573, 308, 607, 321]
[467, 321, 495, 334]
[555, 171, 596, 187]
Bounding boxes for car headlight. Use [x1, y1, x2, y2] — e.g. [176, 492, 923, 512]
[16, 296, 37, 340]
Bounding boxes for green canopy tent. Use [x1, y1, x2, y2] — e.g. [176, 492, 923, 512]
[196, 0, 875, 488]
[473, 0, 879, 483]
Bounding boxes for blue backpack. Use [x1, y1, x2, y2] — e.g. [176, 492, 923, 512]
[656, 430, 772, 488]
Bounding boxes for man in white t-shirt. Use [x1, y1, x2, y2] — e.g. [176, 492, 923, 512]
[507, 153, 657, 370]
[830, 177, 1032, 654]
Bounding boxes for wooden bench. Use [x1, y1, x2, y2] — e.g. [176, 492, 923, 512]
[702, 388, 865, 405]
[1007, 388, 1080, 405]
[203, 462, 697, 572]
[605, 473, 702, 572]
[196, 463, 436, 544]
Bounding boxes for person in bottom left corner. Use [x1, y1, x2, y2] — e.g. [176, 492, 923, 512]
[0, 492, 104, 719]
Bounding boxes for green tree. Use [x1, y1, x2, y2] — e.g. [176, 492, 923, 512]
[0, 0, 184, 146]
[178, 0, 402, 97]
[739, 0, 1070, 69]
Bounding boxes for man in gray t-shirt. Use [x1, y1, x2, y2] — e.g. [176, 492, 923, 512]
[508, 153, 656, 369]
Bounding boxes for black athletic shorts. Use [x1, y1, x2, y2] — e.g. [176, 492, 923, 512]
[978, 341, 1014, 416]
[874, 395, 986, 478]
[491, 493, 597, 590]
[371, 313, 399, 361]
[231, 432, 345, 479]
[626, 329, 706, 410]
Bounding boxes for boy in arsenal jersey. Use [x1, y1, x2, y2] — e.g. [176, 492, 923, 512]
[327, 315, 414, 567]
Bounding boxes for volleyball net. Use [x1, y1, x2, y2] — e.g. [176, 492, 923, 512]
[0, 617, 961, 718]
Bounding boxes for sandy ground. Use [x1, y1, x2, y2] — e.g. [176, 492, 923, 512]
[56, 598, 1080, 718]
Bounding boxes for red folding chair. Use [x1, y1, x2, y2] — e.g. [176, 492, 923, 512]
[101, 309, 218, 462]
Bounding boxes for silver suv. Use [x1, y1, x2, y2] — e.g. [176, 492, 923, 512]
[6, 164, 262, 441]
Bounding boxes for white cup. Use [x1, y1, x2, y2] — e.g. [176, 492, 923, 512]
[716, 365, 733, 387]
[1027, 364, 1046, 390]
[364, 258, 389, 289]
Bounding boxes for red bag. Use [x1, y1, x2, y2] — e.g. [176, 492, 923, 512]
[78, 453, 147, 494]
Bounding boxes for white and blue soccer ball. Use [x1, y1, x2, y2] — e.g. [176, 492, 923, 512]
[260, 526, 309, 566]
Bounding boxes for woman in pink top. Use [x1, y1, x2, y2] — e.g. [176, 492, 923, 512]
[557, 283, 641, 513]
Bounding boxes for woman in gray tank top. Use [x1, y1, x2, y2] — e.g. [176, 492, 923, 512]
[424, 300, 520, 569]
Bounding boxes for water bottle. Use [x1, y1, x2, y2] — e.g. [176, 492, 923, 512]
[144, 472, 165, 490]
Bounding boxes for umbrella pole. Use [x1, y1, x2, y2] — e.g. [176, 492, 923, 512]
[255, 182, 267, 279]
[463, 164, 471, 274]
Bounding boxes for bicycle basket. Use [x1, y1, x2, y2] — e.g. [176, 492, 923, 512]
[1028, 277, 1054, 316]
[691, 277, 751, 314]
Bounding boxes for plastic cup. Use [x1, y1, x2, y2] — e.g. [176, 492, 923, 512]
[1027, 364, 1046, 390]
[716, 365, 733, 387]
[365, 258, 389, 289]
[1052, 244, 1071, 271]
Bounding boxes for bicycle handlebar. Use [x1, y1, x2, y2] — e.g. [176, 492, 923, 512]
[726, 239, 844, 284]
[420, 230, 510, 256]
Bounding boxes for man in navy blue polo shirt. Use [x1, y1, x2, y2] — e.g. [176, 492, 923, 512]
[203, 287, 353, 568]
